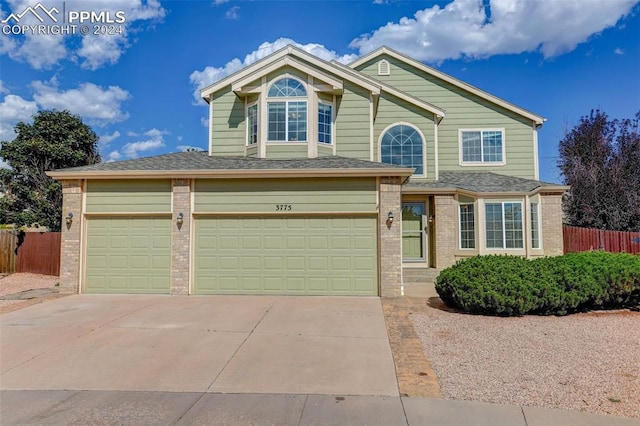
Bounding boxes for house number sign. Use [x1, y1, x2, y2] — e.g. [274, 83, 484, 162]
[275, 204, 292, 211]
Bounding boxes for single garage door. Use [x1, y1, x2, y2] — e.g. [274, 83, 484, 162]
[85, 217, 171, 293]
[194, 216, 377, 295]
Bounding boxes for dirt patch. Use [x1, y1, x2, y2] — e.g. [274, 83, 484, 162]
[0, 273, 68, 315]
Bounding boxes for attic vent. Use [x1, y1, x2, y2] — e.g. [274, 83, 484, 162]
[378, 59, 390, 76]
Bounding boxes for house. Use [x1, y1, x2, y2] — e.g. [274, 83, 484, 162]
[48, 45, 567, 297]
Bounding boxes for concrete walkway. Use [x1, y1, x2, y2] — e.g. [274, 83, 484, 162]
[1, 295, 638, 425]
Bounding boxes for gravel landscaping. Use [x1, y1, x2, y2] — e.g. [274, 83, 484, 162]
[0, 273, 61, 314]
[411, 300, 640, 419]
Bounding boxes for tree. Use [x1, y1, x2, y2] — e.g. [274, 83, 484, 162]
[558, 110, 640, 232]
[0, 110, 100, 231]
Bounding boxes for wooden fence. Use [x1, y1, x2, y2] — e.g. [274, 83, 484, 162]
[0, 231, 61, 275]
[563, 225, 640, 255]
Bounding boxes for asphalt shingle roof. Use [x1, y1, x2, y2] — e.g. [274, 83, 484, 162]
[54, 151, 411, 173]
[405, 171, 564, 193]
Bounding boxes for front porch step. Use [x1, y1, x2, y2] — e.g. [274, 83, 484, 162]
[403, 267, 440, 284]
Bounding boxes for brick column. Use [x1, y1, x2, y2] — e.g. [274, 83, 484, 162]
[434, 194, 457, 269]
[541, 193, 564, 256]
[379, 177, 402, 298]
[59, 179, 83, 294]
[171, 179, 191, 295]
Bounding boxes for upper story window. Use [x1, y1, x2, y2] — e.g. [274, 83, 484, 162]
[380, 124, 424, 175]
[267, 77, 307, 142]
[460, 129, 505, 165]
[247, 103, 258, 145]
[318, 102, 333, 144]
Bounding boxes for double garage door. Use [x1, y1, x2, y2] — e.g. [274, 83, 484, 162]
[85, 216, 377, 295]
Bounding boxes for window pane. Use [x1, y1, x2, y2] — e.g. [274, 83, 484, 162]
[485, 203, 504, 249]
[531, 202, 540, 249]
[247, 104, 258, 145]
[482, 131, 503, 162]
[318, 103, 332, 144]
[268, 78, 306, 97]
[504, 203, 523, 249]
[381, 125, 424, 175]
[267, 102, 286, 141]
[462, 131, 482, 162]
[459, 203, 475, 249]
[287, 101, 307, 141]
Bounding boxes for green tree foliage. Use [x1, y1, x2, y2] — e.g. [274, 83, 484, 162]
[0, 110, 100, 231]
[558, 110, 640, 231]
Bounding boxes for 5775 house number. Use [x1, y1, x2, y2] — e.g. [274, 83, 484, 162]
[275, 204, 292, 211]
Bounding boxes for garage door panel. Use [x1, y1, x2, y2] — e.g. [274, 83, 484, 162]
[194, 217, 377, 295]
[85, 217, 170, 294]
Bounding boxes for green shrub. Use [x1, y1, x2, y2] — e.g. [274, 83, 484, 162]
[435, 252, 640, 316]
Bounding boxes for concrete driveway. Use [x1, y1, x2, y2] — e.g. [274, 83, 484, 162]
[0, 294, 398, 396]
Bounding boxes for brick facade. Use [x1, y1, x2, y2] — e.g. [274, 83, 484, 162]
[433, 194, 458, 270]
[541, 193, 564, 256]
[171, 179, 191, 295]
[379, 177, 403, 297]
[59, 179, 83, 294]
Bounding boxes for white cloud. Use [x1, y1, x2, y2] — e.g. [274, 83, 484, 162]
[200, 117, 209, 127]
[350, 0, 638, 63]
[213, 0, 230, 4]
[99, 130, 121, 146]
[1, 0, 166, 70]
[225, 6, 239, 19]
[177, 136, 183, 142]
[31, 79, 130, 124]
[189, 38, 358, 103]
[0, 80, 10, 94]
[0, 93, 38, 141]
[110, 127, 168, 159]
[0, 158, 10, 169]
[614, 48, 625, 55]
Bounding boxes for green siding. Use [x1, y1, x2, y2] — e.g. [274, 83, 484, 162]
[356, 55, 537, 179]
[194, 216, 377, 295]
[374, 94, 436, 180]
[85, 217, 170, 293]
[195, 178, 377, 213]
[335, 83, 371, 160]
[86, 180, 171, 213]
[266, 144, 308, 159]
[211, 86, 246, 156]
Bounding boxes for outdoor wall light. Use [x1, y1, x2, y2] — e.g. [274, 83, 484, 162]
[176, 212, 184, 225]
[65, 212, 73, 225]
[387, 211, 394, 224]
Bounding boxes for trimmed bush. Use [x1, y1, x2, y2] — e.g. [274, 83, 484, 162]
[435, 252, 640, 316]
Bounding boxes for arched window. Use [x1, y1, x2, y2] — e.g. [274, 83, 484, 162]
[267, 77, 307, 142]
[380, 124, 424, 175]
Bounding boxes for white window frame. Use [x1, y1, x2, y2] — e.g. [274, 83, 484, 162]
[459, 128, 506, 166]
[484, 201, 524, 250]
[266, 77, 308, 143]
[378, 122, 427, 177]
[246, 102, 258, 146]
[530, 202, 542, 249]
[317, 101, 334, 145]
[458, 202, 476, 250]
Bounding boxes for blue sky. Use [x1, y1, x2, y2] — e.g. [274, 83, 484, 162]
[1, 0, 639, 183]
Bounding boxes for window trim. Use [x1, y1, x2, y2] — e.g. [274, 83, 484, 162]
[378, 122, 427, 177]
[458, 128, 506, 166]
[484, 201, 524, 250]
[458, 202, 476, 250]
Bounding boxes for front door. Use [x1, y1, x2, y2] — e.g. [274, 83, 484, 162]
[402, 202, 427, 262]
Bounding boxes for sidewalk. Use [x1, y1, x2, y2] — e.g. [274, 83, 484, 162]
[2, 390, 639, 425]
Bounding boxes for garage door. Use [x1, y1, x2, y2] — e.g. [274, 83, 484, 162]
[194, 217, 377, 295]
[85, 217, 171, 293]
